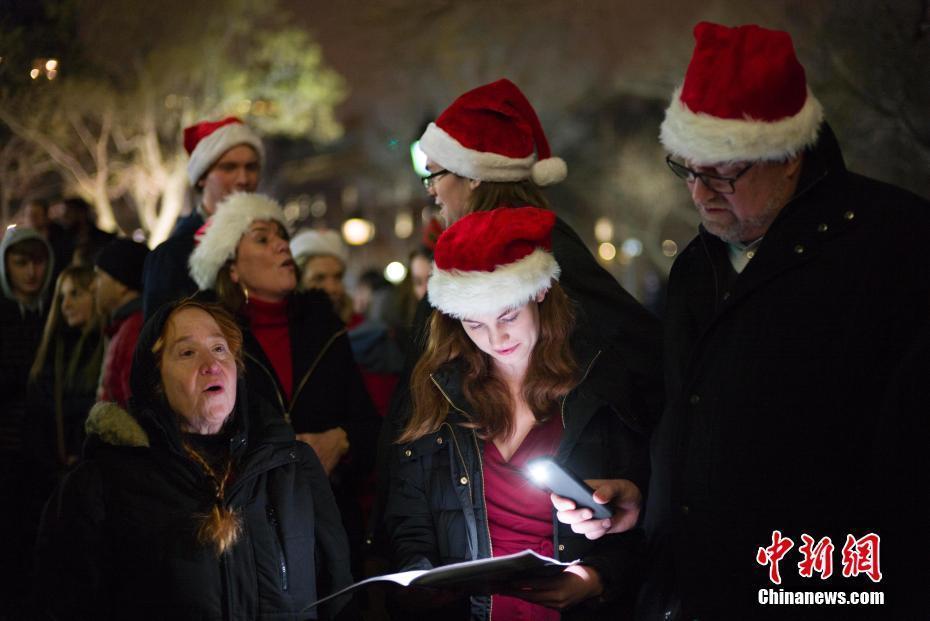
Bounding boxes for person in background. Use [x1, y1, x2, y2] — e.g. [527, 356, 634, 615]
[290, 228, 402, 420]
[385, 207, 648, 620]
[0, 225, 53, 618]
[290, 228, 354, 324]
[28, 265, 105, 479]
[21, 199, 69, 281]
[188, 192, 380, 576]
[50, 197, 115, 266]
[94, 238, 150, 408]
[142, 117, 263, 319]
[35, 299, 355, 620]
[395, 244, 433, 332]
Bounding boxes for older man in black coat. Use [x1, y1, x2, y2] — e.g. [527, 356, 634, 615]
[626, 22, 930, 621]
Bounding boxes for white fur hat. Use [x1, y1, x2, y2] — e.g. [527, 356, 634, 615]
[188, 192, 287, 290]
[290, 229, 348, 265]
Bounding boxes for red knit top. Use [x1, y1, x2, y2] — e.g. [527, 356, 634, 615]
[482, 414, 563, 621]
[243, 297, 293, 400]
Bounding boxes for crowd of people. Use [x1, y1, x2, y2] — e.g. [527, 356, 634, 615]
[0, 20, 927, 621]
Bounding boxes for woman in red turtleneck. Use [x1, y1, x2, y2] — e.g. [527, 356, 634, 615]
[188, 193, 380, 571]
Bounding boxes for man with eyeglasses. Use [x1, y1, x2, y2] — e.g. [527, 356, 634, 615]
[557, 22, 930, 621]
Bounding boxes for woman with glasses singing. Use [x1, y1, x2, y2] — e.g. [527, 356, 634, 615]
[385, 207, 649, 620]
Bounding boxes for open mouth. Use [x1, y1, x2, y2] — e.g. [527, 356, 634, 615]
[204, 384, 224, 393]
[281, 259, 295, 269]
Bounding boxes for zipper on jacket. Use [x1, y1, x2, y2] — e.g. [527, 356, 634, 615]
[266, 505, 289, 592]
[471, 429, 494, 620]
[246, 328, 346, 423]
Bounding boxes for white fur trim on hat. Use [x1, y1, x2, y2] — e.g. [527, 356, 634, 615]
[660, 86, 824, 164]
[290, 229, 348, 265]
[427, 247, 560, 319]
[188, 192, 287, 290]
[187, 123, 265, 185]
[420, 122, 536, 182]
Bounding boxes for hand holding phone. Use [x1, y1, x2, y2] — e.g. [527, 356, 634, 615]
[525, 458, 613, 519]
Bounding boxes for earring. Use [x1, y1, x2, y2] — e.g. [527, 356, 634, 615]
[241, 283, 249, 304]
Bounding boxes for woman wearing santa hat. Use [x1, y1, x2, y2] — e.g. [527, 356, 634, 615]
[384, 207, 648, 620]
[188, 192, 380, 571]
[413, 79, 663, 416]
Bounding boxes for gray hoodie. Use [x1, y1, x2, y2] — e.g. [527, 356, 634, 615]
[0, 225, 55, 314]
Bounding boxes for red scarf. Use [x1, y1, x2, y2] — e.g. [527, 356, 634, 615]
[244, 297, 293, 401]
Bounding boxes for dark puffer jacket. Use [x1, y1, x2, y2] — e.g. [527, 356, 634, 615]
[35, 301, 355, 620]
[384, 339, 650, 621]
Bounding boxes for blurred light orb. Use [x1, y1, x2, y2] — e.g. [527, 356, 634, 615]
[594, 217, 614, 243]
[621, 238, 643, 258]
[384, 261, 407, 284]
[283, 202, 301, 223]
[29, 68, 40, 79]
[342, 218, 375, 246]
[598, 242, 617, 261]
[395, 211, 414, 239]
[309, 197, 327, 218]
[661, 239, 679, 257]
[45, 59, 58, 71]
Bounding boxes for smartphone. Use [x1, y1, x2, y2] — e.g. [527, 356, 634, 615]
[525, 457, 613, 519]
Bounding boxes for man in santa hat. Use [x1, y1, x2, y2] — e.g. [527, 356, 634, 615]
[141, 117, 263, 319]
[557, 22, 930, 620]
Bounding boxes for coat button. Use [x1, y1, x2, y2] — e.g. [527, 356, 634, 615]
[722, 291, 730, 301]
[289, 451, 296, 459]
[745, 251, 755, 260]
[681, 505, 690, 515]
[436, 437, 444, 445]
[793, 244, 805, 254]
[558, 544, 565, 552]
[459, 476, 469, 485]
[843, 210, 855, 221]
[817, 223, 828, 233]
[404, 449, 412, 457]
[689, 394, 700, 405]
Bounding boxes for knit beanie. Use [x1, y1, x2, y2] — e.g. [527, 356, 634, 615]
[95, 238, 150, 292]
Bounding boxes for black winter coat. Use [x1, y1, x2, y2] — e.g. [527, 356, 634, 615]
[238, 290, 380, 569]
[640, 124, 930, 620]
[385, 340, 650, 621]
[35, 300, 355, 620]
[141, 211, 204, 320]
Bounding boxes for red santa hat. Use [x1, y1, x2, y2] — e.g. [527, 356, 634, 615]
[188, 192, 287, 290]
[419, 79, 567, 186]
[660, 22, 824, 164]
[184, 117, 265, 185]
[428, 206, 560, 319]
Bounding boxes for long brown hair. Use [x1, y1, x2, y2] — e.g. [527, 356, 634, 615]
[29, 265, 104, 384]
[466, 179, 551, 214]
[399, 283, 576, 444]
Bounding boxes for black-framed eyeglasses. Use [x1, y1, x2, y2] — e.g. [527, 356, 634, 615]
[665, 156, 754, 195]
[422, 169, 450, 189]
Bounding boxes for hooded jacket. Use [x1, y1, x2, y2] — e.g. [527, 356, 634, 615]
[384, 338, 650, 621]
[35, 300, 355, 620]
[1, 227, 54, 455]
